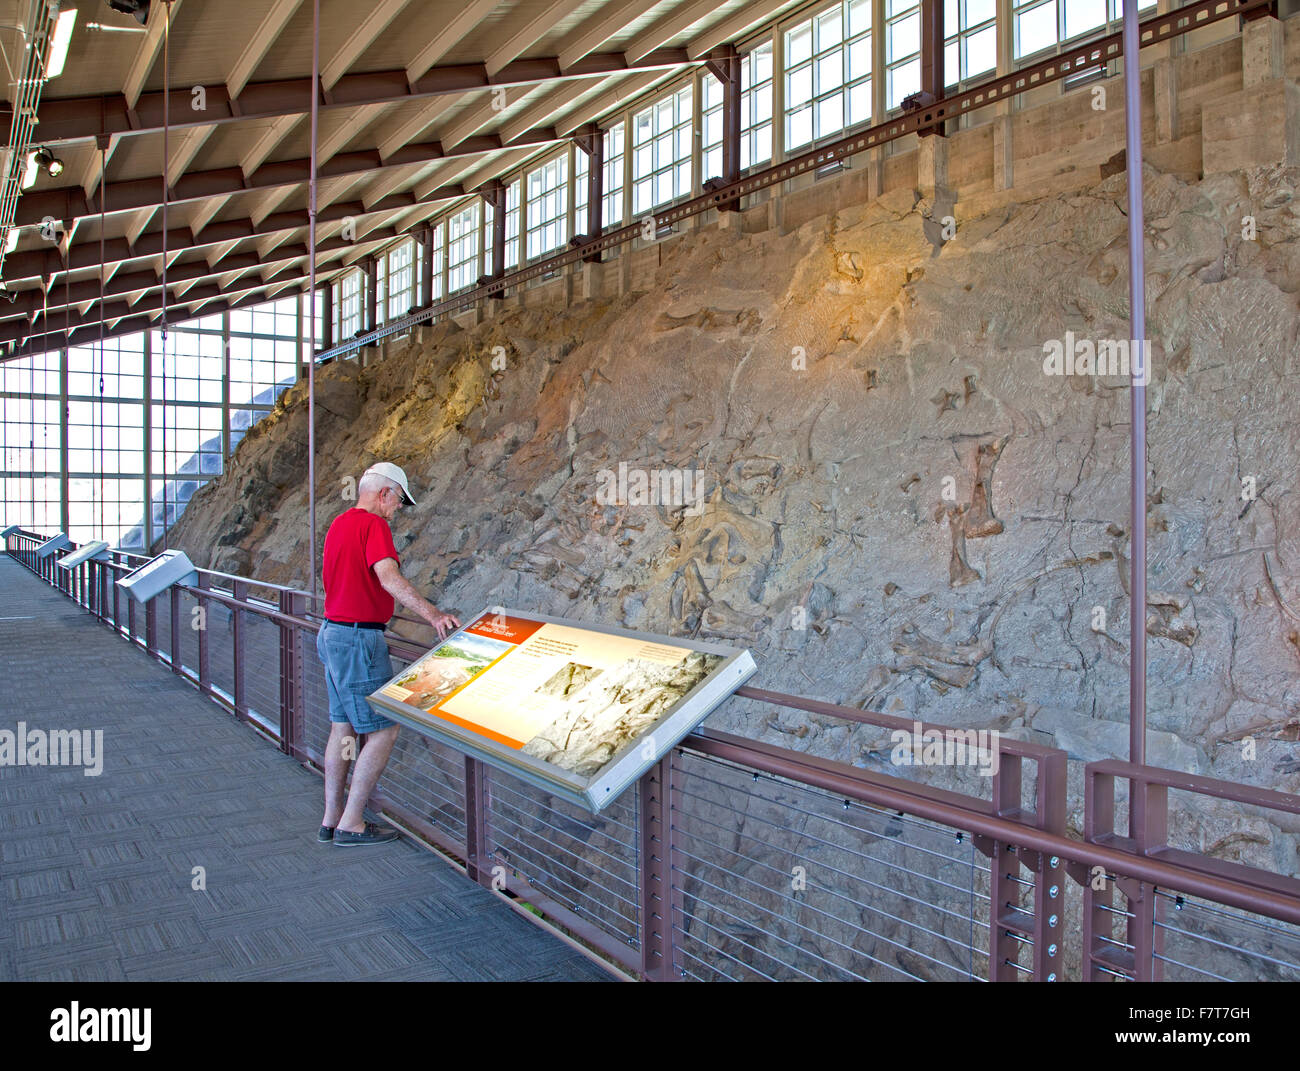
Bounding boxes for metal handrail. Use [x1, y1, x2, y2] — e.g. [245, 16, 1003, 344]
[6, 527, 1300, 981]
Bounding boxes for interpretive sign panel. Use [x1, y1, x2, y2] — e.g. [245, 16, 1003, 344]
[35, 533, 72, 559]
[116, 549, 199, 604]
[367, 607, 756, 812]
[57, 541, 110, 570]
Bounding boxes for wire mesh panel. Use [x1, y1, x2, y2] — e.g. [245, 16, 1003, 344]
[486, 768, 641, 950]
[381, 728, 470, 850]
[240, 607, 283, 732]
[298, 638, 470, 848]
[205, 592, 238, 701]
[152, 593, 174, 663]
[175, 589, 200, 680]
[670, 748, 991, 981]
[1153, 890, 1300, 981]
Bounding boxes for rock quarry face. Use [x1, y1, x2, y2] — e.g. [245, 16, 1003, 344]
[170, 161, 1300, 882]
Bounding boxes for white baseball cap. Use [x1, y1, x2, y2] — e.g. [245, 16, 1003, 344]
[363, 462, 416, 506]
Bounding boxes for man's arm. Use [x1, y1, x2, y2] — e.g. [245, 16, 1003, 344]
[373, 558, 460, 639]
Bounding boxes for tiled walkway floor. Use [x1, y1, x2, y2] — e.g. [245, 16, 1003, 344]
[0, 554, 610, 981]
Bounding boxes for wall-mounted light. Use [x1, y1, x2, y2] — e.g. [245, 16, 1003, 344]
[45, 6, 78, 79]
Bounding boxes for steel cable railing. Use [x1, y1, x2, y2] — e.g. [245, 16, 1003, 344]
[6, 528, 1300, 983]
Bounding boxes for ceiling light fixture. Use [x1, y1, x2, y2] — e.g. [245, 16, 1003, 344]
[45, 6, 78, 79]
[34, 146, 65, 177]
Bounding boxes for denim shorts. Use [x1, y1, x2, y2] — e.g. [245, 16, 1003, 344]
[316, 621, 396, 734]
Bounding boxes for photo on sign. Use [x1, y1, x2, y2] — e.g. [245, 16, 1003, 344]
[520, 650, 723, 773]
[389, 631, 511, 711]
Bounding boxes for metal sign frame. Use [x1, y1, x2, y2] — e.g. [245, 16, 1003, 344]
[367, 606, 756, 812]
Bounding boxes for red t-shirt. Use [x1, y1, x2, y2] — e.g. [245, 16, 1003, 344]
[322, 508, 400, 623]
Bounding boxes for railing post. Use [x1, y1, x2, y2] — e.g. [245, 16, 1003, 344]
[638, 754, 677, 981]
[1127, 775, 1169, 981]
[232, 581, 248, 721]
[278, 590, 297, 752]
[170, 584, 183, 676]
[197, 575, 211, 698]
[289, 603, 306, 760]
[1029, 750, 1068, 981]
[984, 753, 1027, 980]
[465, 756, 493, 888]
[145, 594, 158, 655]
[112, 561, 122, 636]
[1081, 766, 1130, 980]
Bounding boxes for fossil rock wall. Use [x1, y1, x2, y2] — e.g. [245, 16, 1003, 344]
[170, 160, 1300, 876]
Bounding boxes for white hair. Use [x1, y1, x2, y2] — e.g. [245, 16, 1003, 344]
[358, 471, 398, 496]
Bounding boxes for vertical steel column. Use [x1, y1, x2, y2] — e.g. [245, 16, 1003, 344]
[365, 256, 379, 332]
[308, 0, 321, 600]
[420, 227, 434, 307]
[464, 756, 493, 888]
[480, 180, 507, 294]
[145, 593, 157, 654]
[920, 0, 946, 135]
[1122, 0, 1148, 767]
[58, 346, 68, 533]
[221, 310, 231, 462]
[320, 281, 333, 351]
[704, 47, 742, 207]
[573, 124, 605, 258]
[639, 755, 677, 981]
[142, 329, 153, 551]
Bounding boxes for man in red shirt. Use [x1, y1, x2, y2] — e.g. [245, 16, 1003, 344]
[316, 462, 459, 846]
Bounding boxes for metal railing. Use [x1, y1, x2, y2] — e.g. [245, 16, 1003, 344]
[6, 527, 1300, 982]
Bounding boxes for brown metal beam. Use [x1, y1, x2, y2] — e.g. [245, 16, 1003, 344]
[14, 128, 558, 229]
[0, 219, 413, 326]
[16, 49, 694, 148]
[5, 286, 307, 359]
[2, 263, 322, 349]
[4, 184, 466, 285]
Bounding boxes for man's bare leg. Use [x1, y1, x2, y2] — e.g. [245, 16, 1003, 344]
[337, 724, 398, 833]
[322, 721, 357, 829]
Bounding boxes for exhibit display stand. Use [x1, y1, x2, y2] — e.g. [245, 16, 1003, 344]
[34, 533, 72, 559]
[115, 549, 200, 604]
[56, 541, 112, 570]
[368, 607, 756, 812]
